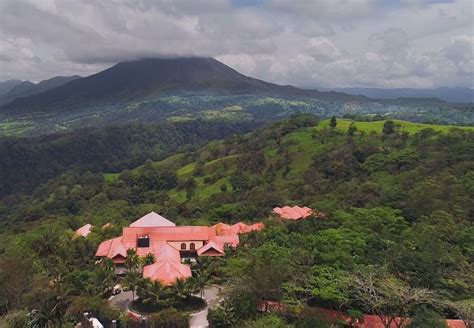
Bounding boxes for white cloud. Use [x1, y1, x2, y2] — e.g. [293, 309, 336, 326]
[0, 0, 471, 88]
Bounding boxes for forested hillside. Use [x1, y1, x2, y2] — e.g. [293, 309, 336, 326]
[0, 115, 472, 326]
[0, 120, 260, 196]
[1, 58, 472, 138]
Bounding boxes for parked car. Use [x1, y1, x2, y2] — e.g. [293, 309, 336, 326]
[112, 284, 122, 295]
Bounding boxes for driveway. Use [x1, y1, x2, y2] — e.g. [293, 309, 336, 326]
[108, 286, 221, 327]
[189, 285, 221, 328]
[109, 290, 134, 312]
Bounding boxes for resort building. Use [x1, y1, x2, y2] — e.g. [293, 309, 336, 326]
[272, 205, 326, 220]
[272, 206, 313, 220]
[95, 212, 263, 285]
[75, 223, 93, 237]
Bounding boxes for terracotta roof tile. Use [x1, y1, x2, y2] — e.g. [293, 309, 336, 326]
[143, 261, 192, 286]
[130, 212, 176, 227]
[272, 206, 313, 220]
[197, 241, 224, 256]
[211, 235, 240, 248]
[75, 224, 93, 237]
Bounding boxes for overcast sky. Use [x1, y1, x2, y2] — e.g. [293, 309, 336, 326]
[0, 0, 472, 88]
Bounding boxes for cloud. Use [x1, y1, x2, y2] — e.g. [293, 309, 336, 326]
[0, 0, 471, 88]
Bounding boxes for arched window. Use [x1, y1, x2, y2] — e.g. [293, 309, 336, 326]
[180, 243, 186, 250]
[189, 243, 195, 250]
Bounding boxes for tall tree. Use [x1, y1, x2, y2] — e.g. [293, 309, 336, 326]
[122, 271, 141, 302]
[329, 116, 337, 128]
[383, 120, 396, 135]
[125, 249, 140, 272]
[350, 269, 437, 328]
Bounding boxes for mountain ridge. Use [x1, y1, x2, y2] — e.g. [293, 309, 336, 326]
[0, 79, 23, 96]
[0, 57, 367, 115]
[0, 57, 472, 137]
[0, 75, 81, 105]
[321, 86, 474, 103]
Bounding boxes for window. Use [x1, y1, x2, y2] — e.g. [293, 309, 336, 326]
[137, 236, 150, 247]
[189, 243, 195, 250]
[180, 243, 186, 250]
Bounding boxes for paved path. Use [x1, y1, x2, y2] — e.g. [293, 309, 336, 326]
[108, 286, 221, 327]
[189, 285, 221, 328]
[109, 290, 134, 312]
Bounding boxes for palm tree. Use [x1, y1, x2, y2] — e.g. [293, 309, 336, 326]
[141, 280, 170, 308]
[101, 257, 114, 270]
[172, 278, 191, 305]
[92, 267, 115, 297]
[191, 272, 209, 298]
[122, 271, 140, 301]
[125, 249, 140, 272]
[192, 256, 211, 275]
[142, 252, 155, 266]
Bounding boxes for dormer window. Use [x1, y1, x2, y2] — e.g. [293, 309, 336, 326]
[180, 243, 187, 250]
[190, 243, 195, 250]
[137, 235, 150, 247]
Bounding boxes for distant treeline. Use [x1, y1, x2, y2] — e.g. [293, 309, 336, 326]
[0, 120, 261, 196]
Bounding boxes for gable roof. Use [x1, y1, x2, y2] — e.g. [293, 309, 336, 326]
[197, 241, 224, 256]
[75, 224, 93, 237]
[95, 236, 127, 258]
[143, 261, 192, 286]
[272, 206, 312, 220]
[130, 211, 176, 227]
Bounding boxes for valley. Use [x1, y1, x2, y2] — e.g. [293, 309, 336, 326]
[1, 1, 473, 326]
[1, 58, 472, 138]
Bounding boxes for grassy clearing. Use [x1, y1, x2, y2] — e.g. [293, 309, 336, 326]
[167, 116, 196, 123]
[103, 173, 120, 182]
[176, 163, 196, 178]
[0, 120, 34, 137]
[153, 154, 186, 170]
[318, 118, 474, 134]
[196, 177, 232, 199]
[105, 118, 474, 205]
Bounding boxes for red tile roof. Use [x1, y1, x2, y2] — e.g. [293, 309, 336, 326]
[272, 206, 313, 220]
[122, 226, 213, 244]
[75, 224, 93, 237]
[130, 212, 176, 227]
[213, 223, 233, 235]
[96, 214, 266, 283]
[154, 244, 181, 262]
[95, 236, 126, 258]
[213, 221, 265, 236]
[197, 241, 224, 256]
[257, 302, 467, 328]
[211, 235, 240, 248]
[234, 222, 265, 233]
[143, 261, 192, 286]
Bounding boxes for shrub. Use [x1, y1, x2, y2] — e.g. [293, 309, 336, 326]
[67, 295, 119, 324]
[148, 308, 188, 328]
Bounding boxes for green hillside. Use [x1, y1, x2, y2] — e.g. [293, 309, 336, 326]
[122, 118, 473, 203]
[318, 118, 473, 134]
[0, 115, 472, 325]
[1, 58, 473, 138]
